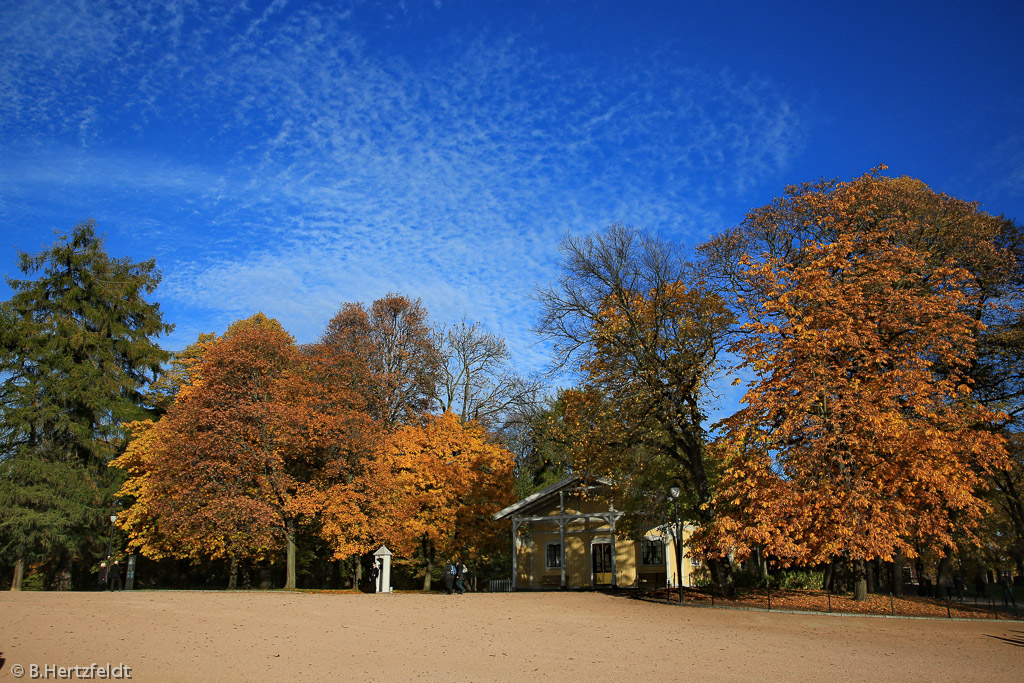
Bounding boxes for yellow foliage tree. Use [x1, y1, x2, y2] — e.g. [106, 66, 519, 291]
[321, 411, 514, 590]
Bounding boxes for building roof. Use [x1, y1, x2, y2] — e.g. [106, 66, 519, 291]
[492, 475, 612, 521]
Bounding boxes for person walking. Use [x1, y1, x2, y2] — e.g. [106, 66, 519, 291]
[369, 559, 380, 593]
[454, 560, 466, 595]
[108, 560, 122, 591]
[443, 560, 456, 595]
[1001, 575, 1016, 607]
[98, 562, 108, 591]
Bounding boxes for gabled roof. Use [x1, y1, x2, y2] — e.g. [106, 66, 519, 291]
[492, 475, 612, 521]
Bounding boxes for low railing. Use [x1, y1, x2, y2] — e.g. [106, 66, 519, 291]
[637, 582, 1021, 620]
[488, 578, 512, 592]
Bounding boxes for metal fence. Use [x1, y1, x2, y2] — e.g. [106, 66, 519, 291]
[488, 578, 512, 592]
[638, 583, 1022, 621]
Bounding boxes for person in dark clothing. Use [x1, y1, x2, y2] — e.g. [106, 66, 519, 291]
[369, 559, 380, 593]
[108, 560, 122, 591]
[443, 560, 456, 595]
[953, 574, 966, 601]
[454, 560, 466, 595]
[1001, 575, 1016, 606]
[98, 562, 108, 591]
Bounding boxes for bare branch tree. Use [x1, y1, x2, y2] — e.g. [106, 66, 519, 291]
[436, 318, 544, 431]
[534, 223, 736, 593]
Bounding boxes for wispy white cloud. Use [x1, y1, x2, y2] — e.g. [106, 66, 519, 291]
[967, 132, 1024, 216]
[1, 1, 804, 375]
[1, 147, 222, 196]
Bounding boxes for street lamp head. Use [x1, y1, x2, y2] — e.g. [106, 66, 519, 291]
[110, 514, 117, 523]
[669, 485, 681, 500]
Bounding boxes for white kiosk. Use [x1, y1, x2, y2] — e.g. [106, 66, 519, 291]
[373, 545, 393, 593]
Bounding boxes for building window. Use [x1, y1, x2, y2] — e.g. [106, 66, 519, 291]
[641, 539, 665, 565]
[689, 555, 702, 569]
[546, 542, 561, 568]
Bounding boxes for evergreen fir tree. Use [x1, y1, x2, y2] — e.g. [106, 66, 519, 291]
[0, 221, 173, 589]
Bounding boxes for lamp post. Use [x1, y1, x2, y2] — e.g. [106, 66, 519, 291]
[105, 514, 117, 584]
[669, 485, 682, 603]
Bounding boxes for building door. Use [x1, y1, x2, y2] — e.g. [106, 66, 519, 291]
[592, 542, 612, 585]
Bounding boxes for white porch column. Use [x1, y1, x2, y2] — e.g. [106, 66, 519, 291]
[664, 531, 672, 588]
[511, 520, 520, 590]
[609, 517, 618, 588]
[559, 491, 567, 589]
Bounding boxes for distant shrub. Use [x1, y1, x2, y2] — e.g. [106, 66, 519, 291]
[690, 566, 713, 587]
[732, 569, 767, 590]
[22, 570, 45, 591]
[691, 566, 823, 592]
[769, 569, 822, 590]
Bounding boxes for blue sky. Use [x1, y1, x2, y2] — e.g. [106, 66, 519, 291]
[2, 0, 1022, 415]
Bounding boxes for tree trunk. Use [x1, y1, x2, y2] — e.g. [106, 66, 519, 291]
[936, 547, 954, 599]
[754, 546, 769, 581]
[822, 561, 833, 591]
[353, 553, 362, 589]
[832, 556, 850, 593]
[285, 526, 297, 590]
[973, 557, 989, 597]
[53, 564, 72, 591]
[48, 552, 72, 591]
[420, 535, 435, 591]
[678, 420, 732, 597]
[11, 557, 24, 591]
[891, 550, 904, 596]
[708, 557, 733, 597]
[422, 557, 434, 591]
[853, 558, 868, 601]
[866, 559, 876, 594]
[228, 555, 238, 590]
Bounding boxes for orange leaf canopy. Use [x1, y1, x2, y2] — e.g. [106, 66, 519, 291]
[713, 172, 1009, 565]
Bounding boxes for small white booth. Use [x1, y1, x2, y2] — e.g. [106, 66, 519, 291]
[373, 545, 394, 593]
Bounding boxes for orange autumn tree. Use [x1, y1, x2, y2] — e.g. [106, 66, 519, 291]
[711, 175, 1009, 599]
[327, 411, 514, 590]
[302, 294, 441, 582]
[113, 314, 311, 588]
[292, 314, 381, 573]
[112, 417, 280, 584]
[320, 294, 442, 427]
[142, 332, 217, 415]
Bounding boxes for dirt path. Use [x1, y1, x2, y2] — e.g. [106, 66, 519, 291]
[1, 590, 1020, 681]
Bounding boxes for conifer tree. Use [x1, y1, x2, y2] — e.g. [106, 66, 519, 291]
[0, 221, 172, 589]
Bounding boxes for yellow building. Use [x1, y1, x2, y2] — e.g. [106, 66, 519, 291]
[493, 476, 699, 590]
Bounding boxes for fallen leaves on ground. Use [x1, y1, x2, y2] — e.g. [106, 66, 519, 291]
[642, 587, 1023, 621]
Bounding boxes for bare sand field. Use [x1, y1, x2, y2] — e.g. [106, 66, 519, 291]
[1, 590, 1020, 681]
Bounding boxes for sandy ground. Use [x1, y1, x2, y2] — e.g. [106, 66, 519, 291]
[1, 590, 1021, 682]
